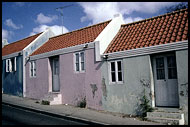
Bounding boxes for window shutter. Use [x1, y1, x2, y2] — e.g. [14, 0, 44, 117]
[30, 62, 32, 77]
[9, 59, 12, 72]
[14, 57, 17, 71]
[33, 61, 36, 76]
[6, 59, 8, 72]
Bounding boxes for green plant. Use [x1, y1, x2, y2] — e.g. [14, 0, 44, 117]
[77, 97, 86, 108]
[140, 89, 154, 119]
[41, 100, 50, 105]
[170, 121, 178, 125]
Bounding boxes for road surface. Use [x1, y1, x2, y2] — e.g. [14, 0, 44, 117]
[2, 104, 88, 125]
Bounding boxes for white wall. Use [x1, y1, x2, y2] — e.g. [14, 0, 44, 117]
[95, 14, 125, 61]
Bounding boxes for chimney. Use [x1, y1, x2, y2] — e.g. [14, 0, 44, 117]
[2, 39, 8, 48]
[114, 13, 122, 18]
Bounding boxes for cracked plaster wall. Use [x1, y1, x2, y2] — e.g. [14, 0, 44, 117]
[101, 55, 152, 116]
[176, 49, 188, 124]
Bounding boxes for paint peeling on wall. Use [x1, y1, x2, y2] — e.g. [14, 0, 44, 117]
[90, 84, 98, 98]
[180, 83, 188, 97]
[99, 100, 102, 106]
[101, 77, 107, 100]
[140, 79, 150, 88]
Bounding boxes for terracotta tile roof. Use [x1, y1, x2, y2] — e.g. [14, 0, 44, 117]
[105, 9, 188, 53]
[2, 33, 42, 56]
[31, 20, 111, 56]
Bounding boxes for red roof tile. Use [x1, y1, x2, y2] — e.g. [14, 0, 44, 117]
[105, 9, 188, 53]
[2, 33, 42, 56]
[31, 20, 111, 56]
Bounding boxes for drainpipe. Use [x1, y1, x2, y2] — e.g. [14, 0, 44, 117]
[149, 56, 155, 108]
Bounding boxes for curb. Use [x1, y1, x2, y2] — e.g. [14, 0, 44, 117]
[2, 101, 107, 125]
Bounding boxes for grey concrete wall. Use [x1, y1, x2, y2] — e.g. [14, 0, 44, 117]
[176, 49, 188, 124]
[101, 50, 188, 124]
[101, 55, 152, 116]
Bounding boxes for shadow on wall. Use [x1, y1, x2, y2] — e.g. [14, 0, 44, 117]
[135, 79, 153, 117]
[4, 74, 23, 97]
[95, 61, 104, 70]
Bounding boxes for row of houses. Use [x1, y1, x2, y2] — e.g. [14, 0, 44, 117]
[2, 9, 188, 124]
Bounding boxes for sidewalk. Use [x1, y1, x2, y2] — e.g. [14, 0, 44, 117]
[2, 94, 163, 125]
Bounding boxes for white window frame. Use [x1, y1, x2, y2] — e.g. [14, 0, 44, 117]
[30, 61, 36, 78]
[6, 59, 11, 72]
[109, 60, 123, 84]
[6, 57, 16, 72]
[74, 51, 85, 73]
[14, 57, 16, 71]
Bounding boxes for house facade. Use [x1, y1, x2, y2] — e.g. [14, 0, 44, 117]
[2, 28, 54, 97]
[101, 9, 188, 124]
[25, 14, 125, 110]
[3, 8, 188, 125]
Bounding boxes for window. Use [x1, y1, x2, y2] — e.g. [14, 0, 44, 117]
[6, 57, 16, 72]
[74, 52, 85, 72]
[167, 56, 177, 79]
[109, 60, 123, 83]
[30, 61, 36, 77]
[117, 61, 122, 81]
[54, 58, 59, 75]
[156, 57, 165, 80]
[80, 52, 85, 71]
[75, 53, 80, 71]
[111, 62, 116, 82]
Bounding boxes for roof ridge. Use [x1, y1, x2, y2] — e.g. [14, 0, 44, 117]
[50, 20, 111, 39]
[121, 8, 188, 27]
[4, 32, 42, 47]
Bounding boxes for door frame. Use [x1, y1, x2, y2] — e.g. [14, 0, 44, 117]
[152, 52, 179, 108]
[49, 56, 60, 93]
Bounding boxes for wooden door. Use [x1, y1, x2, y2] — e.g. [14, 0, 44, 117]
[52, 57, 60, 92]
[153, 53, 179, 107]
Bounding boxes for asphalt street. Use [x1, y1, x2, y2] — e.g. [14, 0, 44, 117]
[2, 104, 87, 125]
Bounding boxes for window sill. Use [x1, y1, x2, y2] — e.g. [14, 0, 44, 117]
[74, 71, 85, 74]
[51, 91, 60, 94]
[30, 76, 36, 78]
[109, 82, 124, 85]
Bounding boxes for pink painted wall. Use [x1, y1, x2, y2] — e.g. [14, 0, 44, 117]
[25, 58, 49, 99]
[26, 48, 103, 110]
[60, 48, 103, 110]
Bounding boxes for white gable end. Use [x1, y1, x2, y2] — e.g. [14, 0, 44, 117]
[94, 14, 125, 61]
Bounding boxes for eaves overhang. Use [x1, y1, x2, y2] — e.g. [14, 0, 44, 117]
[102, 40, 188, 60]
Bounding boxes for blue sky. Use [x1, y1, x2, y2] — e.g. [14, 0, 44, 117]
[2, 2, 185, 44]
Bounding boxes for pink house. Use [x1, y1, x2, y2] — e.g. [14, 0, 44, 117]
[25, 14, 125, 110]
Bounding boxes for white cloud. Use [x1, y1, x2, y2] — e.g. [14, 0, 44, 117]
[2, 29, 14, 41]
[79, 2, 119, 24]
[30, 25, 69, 36]
[36, 13, 58, 24]
[78, 2, 178, 24]
[5, 19, 23, 29]
[124, 17, 144, 24]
